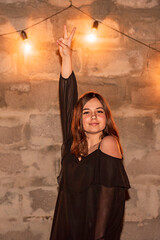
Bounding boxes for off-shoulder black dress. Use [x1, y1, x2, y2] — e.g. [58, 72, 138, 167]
[49, 72, 130, 240]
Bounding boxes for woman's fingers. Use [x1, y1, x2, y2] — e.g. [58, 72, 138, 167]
[64, 25, 68, 39]
[57, 39, 67, 48]
[69, 27, 76, 42]
[57, 26, 76, 51]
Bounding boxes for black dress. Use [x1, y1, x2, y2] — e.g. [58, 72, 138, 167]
[50, 72, 130, 240]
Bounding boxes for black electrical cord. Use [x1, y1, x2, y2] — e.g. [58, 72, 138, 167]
[0, 2, 159, 53]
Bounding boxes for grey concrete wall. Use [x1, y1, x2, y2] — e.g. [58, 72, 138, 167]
[0, 0, 160, 239]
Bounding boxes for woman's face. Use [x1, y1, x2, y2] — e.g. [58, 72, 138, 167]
[82, 97, 107, 135]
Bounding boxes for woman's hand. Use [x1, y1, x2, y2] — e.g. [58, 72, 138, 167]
[57, 25, 76, 78]
[57, 25, 76, 59]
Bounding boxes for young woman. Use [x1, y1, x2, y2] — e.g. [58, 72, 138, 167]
[49, 26, 130, 240]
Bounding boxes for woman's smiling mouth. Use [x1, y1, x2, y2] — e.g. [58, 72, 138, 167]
[89, 123, 99, 126]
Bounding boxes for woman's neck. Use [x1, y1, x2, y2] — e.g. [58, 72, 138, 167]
[86, 133, 102, 152]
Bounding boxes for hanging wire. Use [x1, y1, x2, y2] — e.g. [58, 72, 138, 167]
[23, 5, 72, 31]
[71, 5, 160, 53]
[0, 3, 159, 53]
[0, 5, 72, 37]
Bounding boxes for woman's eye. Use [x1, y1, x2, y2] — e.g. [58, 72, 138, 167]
[97, 110, 104, 114]
[83, 111, 89, 115]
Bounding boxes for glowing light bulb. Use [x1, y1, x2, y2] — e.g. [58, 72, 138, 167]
[20, 30, 32, 55]
[86, 28, 97, 43]
[86, 31, 97, 43]
[23, 40, 32, 54]
[86, 20, 99, 43]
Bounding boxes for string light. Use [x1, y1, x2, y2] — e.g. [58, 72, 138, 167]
[20, 30, 32, 55]
[92, 20, 99, 30]
[0, 4, 159, 53]
[86, 20, 99, 43]
[71, 5, 160, 53]
[20, 30, 28, 41]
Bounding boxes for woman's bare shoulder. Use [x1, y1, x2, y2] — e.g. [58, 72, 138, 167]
[100, 136, 122, 159]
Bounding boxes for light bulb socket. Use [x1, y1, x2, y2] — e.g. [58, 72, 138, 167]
[92, 20, 99, 30]
[20, 30, 28, 41]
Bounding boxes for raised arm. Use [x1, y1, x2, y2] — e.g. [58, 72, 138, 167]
[57, 25, 76, 78]
[57, 26, 78, 156]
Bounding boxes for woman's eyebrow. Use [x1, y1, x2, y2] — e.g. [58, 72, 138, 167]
[83, 107, 104, 110]
[96, 107, 104, 109]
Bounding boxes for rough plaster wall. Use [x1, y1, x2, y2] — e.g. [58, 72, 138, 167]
[0, 0, 160, 239]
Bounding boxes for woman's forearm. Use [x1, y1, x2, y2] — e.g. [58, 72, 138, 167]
[61, 55, 72, 79]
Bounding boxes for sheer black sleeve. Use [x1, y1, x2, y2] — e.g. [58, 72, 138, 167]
[94, 151, 130, 239]
[59, 72, 78, 157]
[95, 186, 115, 240]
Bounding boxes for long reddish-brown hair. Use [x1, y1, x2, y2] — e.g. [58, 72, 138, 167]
[71, 92, 122, 158]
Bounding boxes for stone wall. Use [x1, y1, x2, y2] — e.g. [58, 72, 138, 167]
[0, 0, 160, 239]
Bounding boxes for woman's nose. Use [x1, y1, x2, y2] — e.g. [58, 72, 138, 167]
[91, 113, 97, 119]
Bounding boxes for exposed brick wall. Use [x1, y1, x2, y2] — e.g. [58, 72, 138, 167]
[0, 0, 160, 239]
